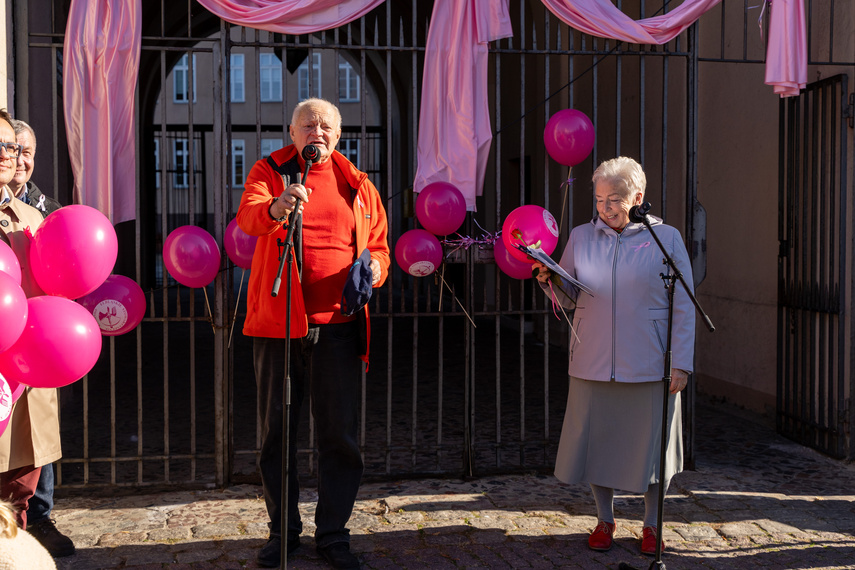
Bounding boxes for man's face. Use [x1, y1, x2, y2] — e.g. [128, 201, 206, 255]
[288, 103, 342, 164]
[10, 129, 34, 195]
[0, 120, 17, 187]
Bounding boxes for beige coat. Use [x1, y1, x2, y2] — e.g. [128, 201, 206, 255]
[0, 189, 61, 471]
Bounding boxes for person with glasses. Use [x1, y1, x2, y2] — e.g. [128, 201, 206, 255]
[533, 156, 696, 556]
[0, 109, 64, 549]
[8, 120, 61, 218]
[2, 119, 73, 559]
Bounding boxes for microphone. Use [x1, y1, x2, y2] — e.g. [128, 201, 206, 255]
[287, 144, 320, 225]
[272, 145, 321, 297]
[628, 201, 652, 224]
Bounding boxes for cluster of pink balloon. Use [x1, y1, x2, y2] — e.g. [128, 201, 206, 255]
[164, 220, 259, 287]
[0, 206, 147, 425]
[493, 108, 593, 280]
[497, 205, 561, 280]
[396, 181, 466, 277]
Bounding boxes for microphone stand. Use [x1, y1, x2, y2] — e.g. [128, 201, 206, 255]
[619, 203, 714, 570]
[270, 150, 315, 569]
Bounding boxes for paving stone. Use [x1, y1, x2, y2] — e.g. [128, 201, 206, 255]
[50, 402, 855, 568]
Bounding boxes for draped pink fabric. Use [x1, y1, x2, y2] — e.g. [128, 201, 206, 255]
[541, 0, 722, 44]
[764, 0, 807, 97]
[195, 0, 385, 34]
[413, 0, 513, 211]
[63, 0, 141, 224]
[541, 0, 805, 98]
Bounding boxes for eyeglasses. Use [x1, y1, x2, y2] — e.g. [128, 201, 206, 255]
[0, 142, 22, 158]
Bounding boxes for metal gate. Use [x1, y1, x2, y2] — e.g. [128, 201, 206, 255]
[23, 0, 701, 491]
[777, 74, 852, 459]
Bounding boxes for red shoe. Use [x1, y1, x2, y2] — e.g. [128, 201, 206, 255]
[588, 520, 615, 551]
[641, 526, 665, 556]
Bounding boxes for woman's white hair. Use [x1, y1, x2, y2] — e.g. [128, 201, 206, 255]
[591, 156, 646, 200]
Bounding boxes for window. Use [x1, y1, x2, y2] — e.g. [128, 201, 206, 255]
[173, 54, 197, 103]
[339, 138, 359, 166]
[298, 53, 321, 101]
[338, 57, 360, 102]
[259, 53, 282, 102]
[230, 53, 245, 103]
[261, 138, 283, 159]
[173, 139, 190, 188]
[232, 139, 246, 187]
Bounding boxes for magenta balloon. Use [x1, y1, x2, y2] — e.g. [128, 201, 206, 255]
[502, 205, 560, 263]
[415, 182, 467, 236]
[163, 226, 222, 288]
[29, 205, 118, 299]
[494, 238, 533, 280]
[76, 274, 147, 336]
[543, 109, 595, 167]
[0, 240, 22, 285]
[224, 219, 258, 270]
[5, 374, 24, 403]
[0, 374, 12, 439]
[394, 229, 443, 277]
[0, 272, 28, 353]
[0, 296, 103, 389]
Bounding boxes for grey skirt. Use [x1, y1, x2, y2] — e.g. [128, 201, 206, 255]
[554, 376, 682, 494]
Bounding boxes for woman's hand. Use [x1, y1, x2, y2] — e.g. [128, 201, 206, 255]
[669, 369, 689, 394]
[531, 261, 551, 283]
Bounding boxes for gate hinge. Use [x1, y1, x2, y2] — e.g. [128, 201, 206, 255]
[847, 93, 855, 129]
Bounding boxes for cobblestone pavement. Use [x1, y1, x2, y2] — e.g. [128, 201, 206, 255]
[48, 401, 855, 569]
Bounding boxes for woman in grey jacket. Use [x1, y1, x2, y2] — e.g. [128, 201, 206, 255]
[534, 156, 696, 556]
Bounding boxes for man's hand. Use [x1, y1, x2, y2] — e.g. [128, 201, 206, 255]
[370, 258, 382, 286]
[270, 183, 311, 219]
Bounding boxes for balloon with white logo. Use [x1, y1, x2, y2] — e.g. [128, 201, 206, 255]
[76, 275, 147, 336]
[395, 229, 443, 277]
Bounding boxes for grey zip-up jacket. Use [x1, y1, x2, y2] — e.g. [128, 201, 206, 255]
[546, 216, 696, 383]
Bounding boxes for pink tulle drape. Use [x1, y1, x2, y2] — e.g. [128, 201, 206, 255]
[63, 0, 141, 225]
[195, 0, 385, 34]
[412, 0, 513, 211]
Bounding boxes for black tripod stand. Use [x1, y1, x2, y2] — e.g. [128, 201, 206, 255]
[270, 145, 319, 569]
[619, 202, 715, 570]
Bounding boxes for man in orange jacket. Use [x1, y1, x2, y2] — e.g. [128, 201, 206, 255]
[237, 98, 389, 570]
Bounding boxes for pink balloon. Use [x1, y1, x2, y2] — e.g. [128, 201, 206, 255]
[0, 240, 22, 284]
[0, 296, 103, 389]
[415, 182, 467, 236]
[0, 374, 13, 439]
[0, 272, 28, 352]
[77, 275, 147, 336]
[5, 374, 24, 403]
[224, 219, 258, 270]
[29, 205, 118, 299]
[544, 109, 595, 166]
[163, 226, 221, 288]
[502, 205, 560, 263]
[494, 238, 533, 280]
[394, 229, 443, 277]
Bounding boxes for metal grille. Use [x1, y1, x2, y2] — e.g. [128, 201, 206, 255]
[776, 74, 850, 459]
[25, 0, 706, 490]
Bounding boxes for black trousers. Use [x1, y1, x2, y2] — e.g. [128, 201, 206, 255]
[254, 320, 363, 547]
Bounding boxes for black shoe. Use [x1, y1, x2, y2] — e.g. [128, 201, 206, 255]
[258, 536, 301, 567]
[27, 518, 76, 558]
[317, 542, 360, 569]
